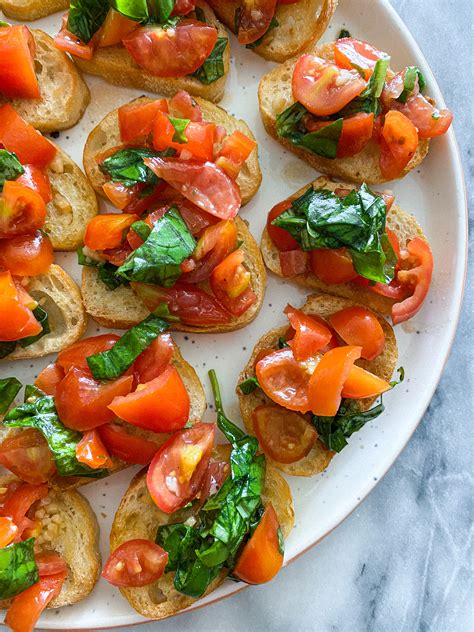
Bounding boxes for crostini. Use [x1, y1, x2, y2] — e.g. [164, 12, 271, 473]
[0, 318, 206, 486]
[0, 25, 90, 132]
[80, 93, 265, 333]
[0, 0, 67, 20]
[262, 176, 433, 325]
[259, 37, 452, 182]
[54, 1, 230, 102]
[208, 0, 336, 62]
[237, 296, 399, 476]
[0, 475, 100, 631]
[102, 371, 294, 619]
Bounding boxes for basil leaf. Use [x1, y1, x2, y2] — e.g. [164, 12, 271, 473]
[168, 117, 189, 143]
[0, 20, 11, 26]
[109, 0, 148, 20]
[313, 399, 385, 452]
[246, 16, 278, 49]
[194, 5, 205, 22]
[130, 220, 152, 242]
[87, 313, 168, 380]
[100, 148, 163, 187]
[0, 377, 22, 414]
[338, 57, 390, 117]
[278, 337, 289, 349]
[67, 0, 108, 43]
[77, 247, 128, 290]
[0, 341, 17, 360]
[277, 526, 284, 555]
[18, 306, 50, 348]
[0, 150, 24, 190]
[117, 207, 196, 286]
[397, 66, 426, 103]
[273, 184, 396, 283]
[192, 37, 228, 85]
[0, 539, 38, 599]
[389, 366, 405, 388]
[156, 0, 175, 23]
[238, 376, 260, 395]
[4, 391, 107, 478]
[338, 28, 351, 39]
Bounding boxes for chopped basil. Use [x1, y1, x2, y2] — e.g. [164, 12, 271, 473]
[87, 313, 168, 380]
[0, 377, 22, 414]
[0, 307, 50, 359]
[192, 37, 228, 85]
[77, 247, 128, 290]
[0, 539, 39, 600]
[194, 5, 206, 22]
[278, 337, 290, 349]
[277, 527, 285, 555]
[0, 150, 24, 190]
[340, 56, 390, 118]
[155, 0, 175, 23]
[130, 220, 151, 242]
[246, 16, 278, 49]
[67, 0, 109, 43]
[238, 376, 260, 395]
[313, 399, 385, 452]
[272, 184, 396, 284]
[396, 66, 427, 104]
[389, 366, 405, 387]
[0, 20, 11, 26]
[338, 28, 351, 39]
[169, 117, 190, 143]
[109, 0, 148, 20]
[100, 148, 163, 188]
[4, 389, 106, 478]
[117, 207, 196, 286]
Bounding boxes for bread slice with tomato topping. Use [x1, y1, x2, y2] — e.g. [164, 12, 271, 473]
[237, 294, 398, 477]
[261, 176, 428, 319]
[208, 0, 336, 62]
[108, 444, 294, 619]
[0, 0, 67, 20]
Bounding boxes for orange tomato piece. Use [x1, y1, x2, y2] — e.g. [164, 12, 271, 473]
[0, 516, 18, 548]
[17, 165, 53, 204]
[98, 8, 138, 47]
[0, 105, 56, 167]
[118, 98, 168, 143]
[54, 13, 95, 60]
[57, 334, 120, 372]
[34, 362, 65, 396]
[0, 231, 53, 276]
[0, 181, 47, 239]
[334, 38, 387, 80]
[0, 271, 42, 341]
[0, 428, 56, 485]
[284, 305, 332, 360]
[98, 423, 160, 465]
[84, 213, 139, 251]
[342, 365, 391, 399]
[215, 130, 256, 179]
[329, 306, 385, 360]
[379, 110, 419, 180]
[76, 429, 113, 470]
[0, 25, 40, 99]
[309, 247, 357, 284]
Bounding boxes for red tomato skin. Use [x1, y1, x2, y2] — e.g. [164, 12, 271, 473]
[76, 429, 113, 470]
[54, 13, 95, 60]
[35, 363, 65, 396]
[379, 110, 419, 180]
[284, 305, 332, 360]
[0, 429, 56, 484]
[266, 200, 300, 252]
[0, 25, 40, 99]
[169, 90, 203, 121]
[118, 99, 169, 143]
[35, 552, 68, 577]
[184, 219, 237, 284]
[57, 334, 120, 373]
[394, 93, 453, 139]
[97, 9, 138, 47]
[309, 247, 358, 284]
[342, 365, 390, 399]
[102, 540, 168, 588]
[0, 271, 42, 342]
[329, 306, 385, 360]
[279, 249, 308, 277]
[0, 180, 47, 239]
[16, 165, 52, 204]
[84, 214, 139, 251]
[237, 0, 278, 45]
[0, 231, 53, 276]
[1, 482, 48, 540]
[0, 516, 18, 548]
[208, 249, 254, 315]
[392, 237, 433, 325]
[134, 333, 174, 384]
[333, 38, 387, 79]
[0, 104, 56, 168]
[98, 423, 161, 465]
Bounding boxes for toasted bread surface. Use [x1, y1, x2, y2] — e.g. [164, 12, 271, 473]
[0, 0, 67, 20]
[110, 444, 294, 619]
[74, 2, 230, 102]
[261, 176, 427, 316]
[0, 475, 100, 609]
[237, 293, 398, 476]
[0, 30, 90, 133]
[81, 216, 266, 333]
[258, 42, 430, 183]
[209, 0, 337, 62]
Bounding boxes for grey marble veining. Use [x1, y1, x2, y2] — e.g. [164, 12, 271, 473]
[112, 1, 473, 630]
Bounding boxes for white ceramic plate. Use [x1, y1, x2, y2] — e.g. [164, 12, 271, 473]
[0, 0, 467, 627]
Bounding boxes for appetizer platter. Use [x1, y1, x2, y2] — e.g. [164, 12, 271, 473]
[0, 0, 466, 628]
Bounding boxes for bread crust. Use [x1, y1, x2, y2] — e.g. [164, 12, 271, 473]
[0, 0, 67, 21]
[258, 42, 431, 183]
[237, 293, 398, 477]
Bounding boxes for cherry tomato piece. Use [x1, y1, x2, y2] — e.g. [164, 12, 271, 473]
[284, 305, 332, 360]
[102, 540, 168, 588]
[266, 200, 300, 252]
[0, 25, 40, 99]
[0, 271, 42, 342]
[237, 0, 278, 45]
[0, 516, 18, 548]
[0, 181, 47, 239]
[98, 423, 161, 465]
[98, 8, 137, 47]
[16, 165, 52, 204]
[84, 214, 139, 251]
[0, 104, 56, 168]
[35, 552, 68, 577]
[392, 237, 433, 325]
[329, 306, 385, 360]
[0, 231, 53, 276]
[342, 365, 391, 399]
[133, 333, 174, 384]
[76, 429, 113, 470]
[34, 363, 64, 397]
[0, 429, 56, 485]
[1, 482, 48, 540]
[334, 38, 388, 79]
[309, 247, 358, 284]
[54, 13, 95, 60]
[57, 334, 120, 373]
[215, 130, 256, 179]
[379, 110, 419, 180]
[118, 98, 168, 143]
[169, 90, 203, 121]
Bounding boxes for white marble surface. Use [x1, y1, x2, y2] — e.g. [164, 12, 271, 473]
[109, 1, 473, 630]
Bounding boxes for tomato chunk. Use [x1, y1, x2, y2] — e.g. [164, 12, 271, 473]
[215, 130, 256, 179]
[102, 540, 168, 587]
[0, 271, 42, 342]
[98, 8, 138, 47]
[184, 219, 237, 284]
[0, 429, 56, 485]
[35, 552, 68, 577]
[334, 38, 387, 79]
[237, 0, 278, 45]
[329, 306, 385, 360]
[309, 247, 358, 284]
[57, 334, 120, 372]
[98, 423, 161, 465]
[342, 365, 390, 399]
[0, 105, 56, 168]
[133, 333, 174, 384]
[118, 98, 168, 143]
[35, 362, 65, 396]
[0, 231, 53, 276]
[284, 305, 332, 360]
[379, 110, 419, 180]
[54, 13, 95, 60]
[1, 482, 48, 540]
[84, 214, 139, 251]
[392, 237, 433, 324]
[169, 90, 203, 121]
[210, 249, 256, 316]
[266, 200, 299, 252]
[17, 165, 52, 204]
[279, 249, 307, 277]
[0, 181, 47, 239]
[0, 516, 18, 548]
[76, 429, 113, 470]
[0, 25, 40, 99]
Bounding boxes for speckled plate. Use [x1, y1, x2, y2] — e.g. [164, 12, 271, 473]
[0, 0, 467, 628]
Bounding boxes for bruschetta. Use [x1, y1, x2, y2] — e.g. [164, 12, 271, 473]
[102, 371, 294, 619]
[237, 295, 399, 476]
[208, 0, 336, 62]
[259, 38, 452, 182]
[261, 176, 434, 325]
[54, 1, 230, 102]
[0, 475, 100, 631]
[80, 94, 265, 333]
[0, 25, 90, 132]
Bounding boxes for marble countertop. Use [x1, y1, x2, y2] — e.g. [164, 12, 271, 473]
[112, 1, 473, 630]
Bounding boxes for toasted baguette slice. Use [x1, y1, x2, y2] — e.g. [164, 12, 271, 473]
[81, 216, 267, 333]
[109, 443, 294, 619]
[0, 475, 100, 610]
[7, 264, 86, 361]
[74, 2, 230, 103]
[0, 30, 89, 133]
[0, 0, 67, 20]
[261, 176, 427, 317]
[83, 96, 261, 206]
[259, 42, 430, 183]
[208, 0, 336, 62]
[238, 293, 398, 477]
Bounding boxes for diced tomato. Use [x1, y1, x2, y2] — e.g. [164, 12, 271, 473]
[237, 0, 278, 45]
[35, 362, 65, 396]
[178, 198, 217, 235]
[342, 365, 390, 398]
[152, 114, 216, 161]
[279, 249, 307, 277]
[102, 182, 137, 209]
[334, 38, 388, 79]
[0, 180, 46, 239]
[0, 231, 53, 276]
[394, 93, 453, 139]
[102, 540, 168, 588]
[353, 274, 409, 300]
[122, 21, 217, 77]
[123, 182, 170, 216]
[379, 110, 419, 180]
[57, 334, 120, 372]
[35, 552, 68, 577]
[284, 305, 332, 360]
[54, 13, 95, 60]
[118, 98, 168, 143]
[146, 423, 215, 513]
[172, 0, 198, 15]
[329, 306, 385, 360]
[200, 460, 229, 500]
[169, 91, 203, 122]
[17, 165, 52, 204]
[0, 271, 42, 342]
[234, 504, 283, 583]
[76, 429, 113, 470]
[134, 333, 174, 384]
[102, 243, 132, 266]
[210, 249, 256, 316]
[266, 200, 299, 252]
[215, 131, 256, 179]
[0, 516, 18, 548]
[308, 345, 361, 416]
[252, 404, 317, 464]
[0, 105, 56, 168]
[338, 113, 374, 157]
[292, 54, 366, 117]
[98, 8, 138, 47]
[184, 219, 237, 283]
[98, 423, 161, 465]
[0, 25, 40, 99]
[108, 365, 190, 433]
[309, 247, 357, 284]
[145, 156, 241, 219]
[55, 369, 133, 431]
[0, 482, 48, 540]
[84, 213, 139, 251]
[0, 429, 56, 485]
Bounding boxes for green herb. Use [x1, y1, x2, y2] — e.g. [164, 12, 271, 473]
[67, 0, 108, 43]
[338, 57, 390, 117]
[0, 20, 11, 26]
[278, 337, 290, 349]
[0, 539, 38, 600]
[0, 341, 16, 360]
[396, 66, 427, 103]
[277, 527, 284, 555]
[130, 220, 152, 242]
[152, 301, 181, 322]
[77, 247, 128, 290]
[169, 117, 189, 143]
[117, 207, 196, 286]
[87, 313, 168, 380]
[272, 184, 396, 284]
[4, 390, 107, 478]
[389, 366, 405, 387]
[0, 307, 50, 359]
[338, 28, 351, 38]
[109, 0, 148, 20]
[192, 37, 228, 85]
[246, 16, 278, 49]
[313, 399, 385, 452]
[194, 5, 205, 22]
[238, 376, 260, 395]
[275, 103, 343, 159]
[100, 148, 163, 187]
[0, 150, 24, 189]
[155, 0, 175, 23]
[0, 377, 22, 414]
